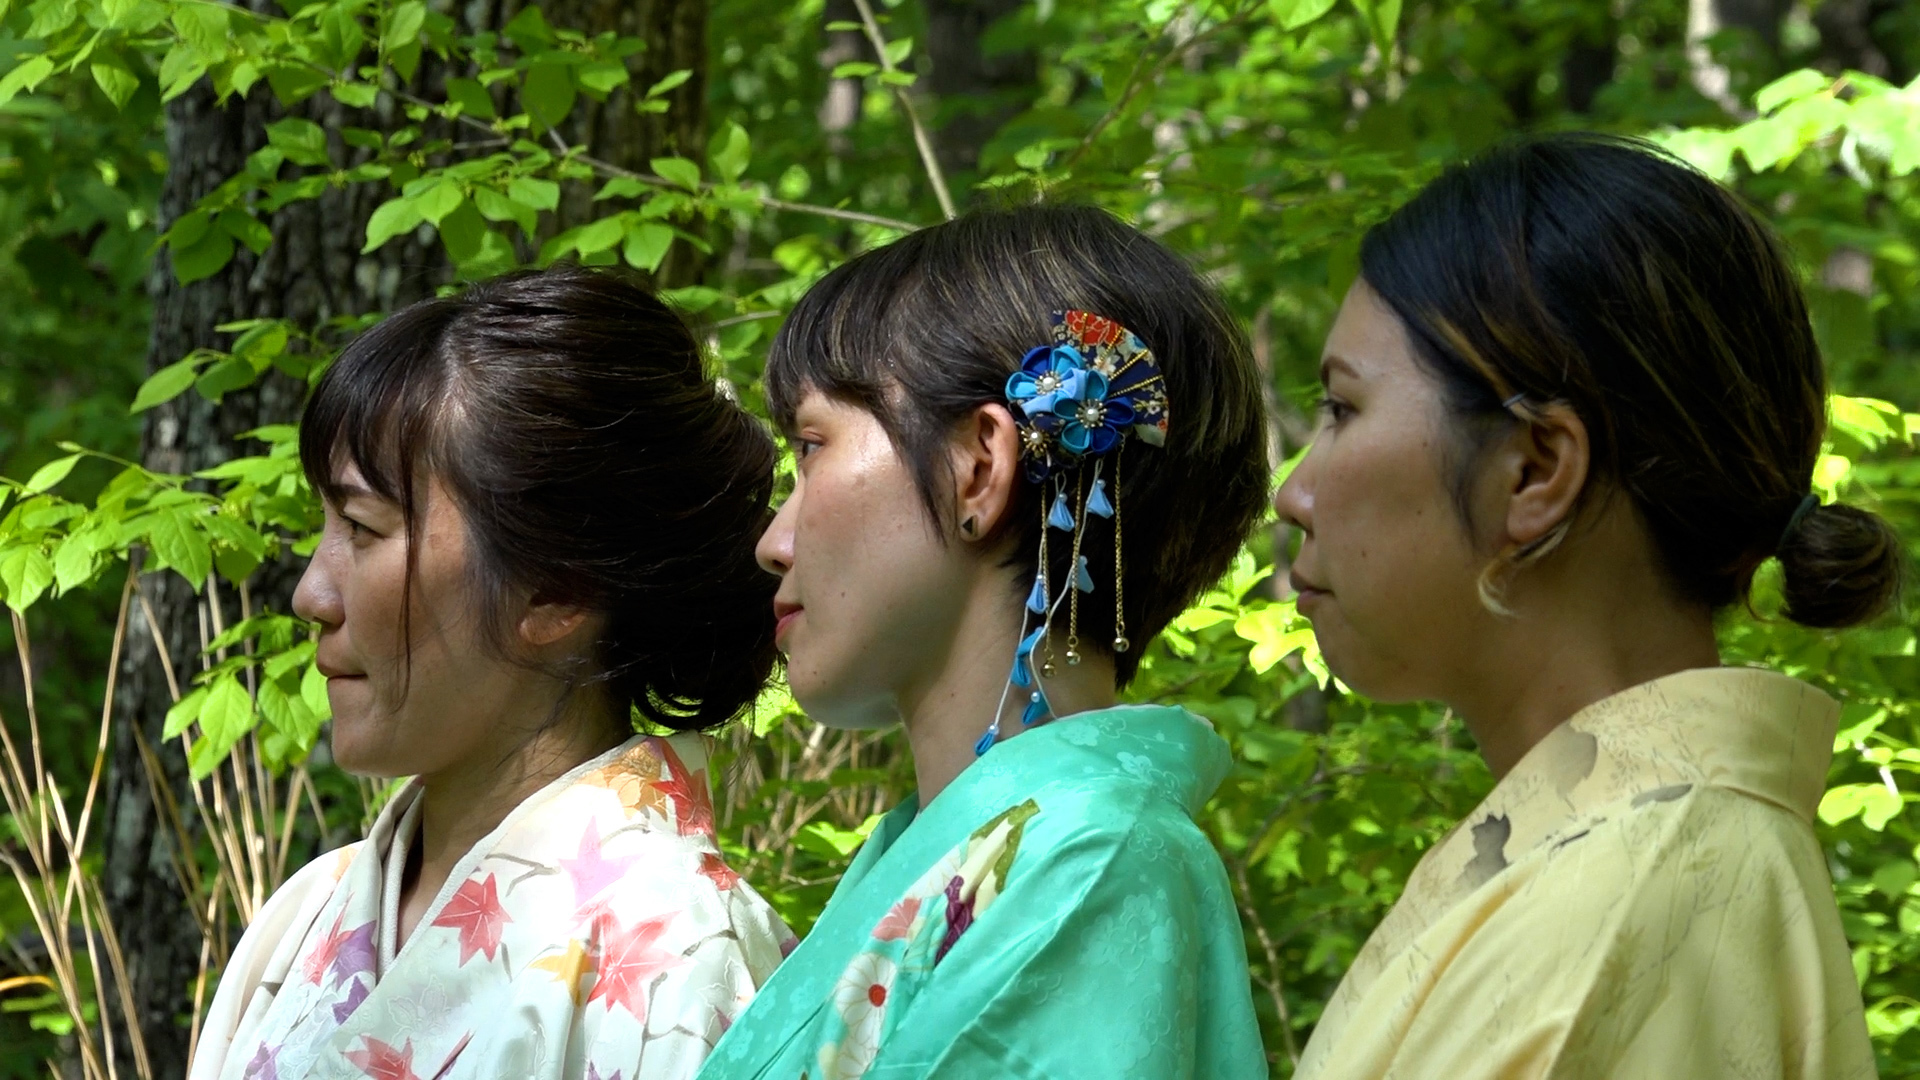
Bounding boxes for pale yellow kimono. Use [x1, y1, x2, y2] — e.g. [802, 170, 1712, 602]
[1297, 667, 1877, 1080]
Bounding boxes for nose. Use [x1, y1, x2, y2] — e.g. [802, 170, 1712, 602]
[292, 540, 344, 629]
[1273, 447, 1315, 534]
[755, 489, 797, 577]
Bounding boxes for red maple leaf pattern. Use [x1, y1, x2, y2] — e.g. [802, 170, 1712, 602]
[344, 1036, 420, 1080]
[301, 909, 373, 986]
[431, 873, 512, 966]
[697, 851, 739, 891]
[1065, 310, 1123, 347]
[654, 739, 715, 838]
[586, 910, 685, 1022]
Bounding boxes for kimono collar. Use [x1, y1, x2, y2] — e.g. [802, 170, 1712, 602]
[1440, 664, 1838, 900]
[929, 703, 1231, 819]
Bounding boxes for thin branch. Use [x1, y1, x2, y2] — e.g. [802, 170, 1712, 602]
[848, 0, 956, 220]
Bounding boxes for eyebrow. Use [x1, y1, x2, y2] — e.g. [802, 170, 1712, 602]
[1319, 354, 1358, 384]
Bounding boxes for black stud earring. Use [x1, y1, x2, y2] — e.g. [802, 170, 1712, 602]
[961, 516, 978, 537]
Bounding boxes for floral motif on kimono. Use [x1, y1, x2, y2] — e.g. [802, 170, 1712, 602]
[810, 801, 1039, 1079]
[190, 733, 794, 1080]
[698, 705, 1267, 1080]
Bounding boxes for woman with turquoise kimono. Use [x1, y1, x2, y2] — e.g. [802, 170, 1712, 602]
[699, 206, 1273, 1078]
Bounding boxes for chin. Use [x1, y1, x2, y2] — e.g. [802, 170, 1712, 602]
[326, 723, 406, 779]
[785, 672, 900, 731]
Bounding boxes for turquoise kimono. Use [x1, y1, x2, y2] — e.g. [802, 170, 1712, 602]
[700, 704, 1267, 1079]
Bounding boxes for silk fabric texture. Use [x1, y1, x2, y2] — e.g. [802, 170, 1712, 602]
[1296, 666, 1878, 1080]
[698, 703, 1268, 1080]
[190, 734, 794, 1080]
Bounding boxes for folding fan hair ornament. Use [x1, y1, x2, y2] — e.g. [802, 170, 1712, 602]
[977, 310, 1170, 755]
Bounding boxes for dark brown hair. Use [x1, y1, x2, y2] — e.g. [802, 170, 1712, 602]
[299, 266, 779, 731]
[765, 204, 1271, 683]
[1361, 132, 1903, 628]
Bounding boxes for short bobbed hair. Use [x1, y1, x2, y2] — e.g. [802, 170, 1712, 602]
[299, 266, 780, 731]
[765, 204, 1271, 684]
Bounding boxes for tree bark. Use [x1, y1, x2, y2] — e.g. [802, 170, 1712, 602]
[101, 1, 708, 1073]
[922, 0, 1036, 183]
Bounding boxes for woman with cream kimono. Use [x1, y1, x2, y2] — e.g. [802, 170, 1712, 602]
[1278, 134, 1887, 1079]
[190, 268, 794, 1080]
[698, 205, 1272, 1079]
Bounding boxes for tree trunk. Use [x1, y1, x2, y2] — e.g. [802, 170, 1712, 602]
[922, 0, 1036, 183]
[100, 2, 708, 1073]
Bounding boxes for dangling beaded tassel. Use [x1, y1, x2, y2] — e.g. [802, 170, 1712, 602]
[1065, 468, 1089, 666]
[1112, 448, 1129, 653]
[1027, 489, 1051, 615]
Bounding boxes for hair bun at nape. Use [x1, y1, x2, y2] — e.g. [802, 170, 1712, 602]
[1777, 501, 1906, 630]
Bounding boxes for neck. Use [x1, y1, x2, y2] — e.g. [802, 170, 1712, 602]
[900, 585, 1116, 806]
[407, 696, 625, 906]
[1447, 562, 1720, 780]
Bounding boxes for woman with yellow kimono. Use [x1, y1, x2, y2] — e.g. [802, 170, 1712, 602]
[1277, 133, 1895, 1079]
[189, 268, 794, 1080]
[698, 205, 1272, 1078]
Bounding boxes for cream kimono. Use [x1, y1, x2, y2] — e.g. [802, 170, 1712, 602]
[1296, 667, 1876, 1080]
[190, 734, 794, 1080]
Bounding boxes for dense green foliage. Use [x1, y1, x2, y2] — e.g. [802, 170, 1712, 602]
[2, 0, 1919, 1075]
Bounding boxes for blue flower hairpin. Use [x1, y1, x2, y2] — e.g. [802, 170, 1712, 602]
[978, 311, 1170, 756]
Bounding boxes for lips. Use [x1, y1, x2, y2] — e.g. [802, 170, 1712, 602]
[315, 658, 365, 680]
[1289, 570, 1329, 604]
[772, 600, 803, 645]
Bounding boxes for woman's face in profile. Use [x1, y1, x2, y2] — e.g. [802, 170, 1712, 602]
[756, 391, 975, 728]
[292, 461, 520, 777]
[1274, 280, 1497, 703]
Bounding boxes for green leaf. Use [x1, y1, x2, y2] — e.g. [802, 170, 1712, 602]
[521, 60, 577, 132]
[52, 529, 104, 593]
[331, 80, 379, 108]
[473, 186, 536, 238]
[576, 59, 628, 94]
[131, 359, 200, 414]
[172, 227, 235, 285]
[573, 215, 626, 256]
[188, 675, 254, 778]
[171, 4, 229, 55]
[0, 56, 55, 107]
[90, 58, 139, 109]
[651, 156, 702, 191]
[502, 5, 554, 51]
[445, 76, 495, 120]
[883, 37, 912, 66]
[1754, 69, 1832, 115]
[0, 547, 54, 613]
[195, 354, 257, 403]
[219, 210, 273, 256]
[830, 61, 878, 79]
[436, 199, 487, 264]
[507, 176, 560, 212]
[709, 122, 751, 182]
[645, 69, 692, 98]
[364, 196, 424, 252]
[159, 44, 209, 102]
[622, 222, 674, 272]
[414, 179, 464, 226]
[382, 0, 427, 53]
[1349, 0, 1402, 55]
[1269, 0, 1337, 30]
[163, 686, 208, 739]
[266, 118, 330, 167]
[24, 454, 80, 494]
[148, 508, 213, 590]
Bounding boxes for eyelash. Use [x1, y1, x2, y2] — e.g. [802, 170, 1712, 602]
[793, 438, 822, 460]
[1314, 395, 1353, 423]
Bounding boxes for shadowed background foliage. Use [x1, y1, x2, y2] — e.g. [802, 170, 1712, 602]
[1, 0, 1919, 1075]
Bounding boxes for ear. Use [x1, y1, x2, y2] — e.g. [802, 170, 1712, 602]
[948, 403, 1024, 541]
[518, 599, 597, 650]
[1498, 402, 1591, 547]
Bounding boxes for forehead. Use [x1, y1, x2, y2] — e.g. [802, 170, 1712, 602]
[1322, 280, 1420, 383]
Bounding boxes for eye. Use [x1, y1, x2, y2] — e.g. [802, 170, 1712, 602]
[793, 436, 823, 461]
[1314, 394, 1354, 425]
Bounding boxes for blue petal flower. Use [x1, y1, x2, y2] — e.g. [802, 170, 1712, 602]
[1021, 690, 1050, 727]
[1087, 478, 1114, 518]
